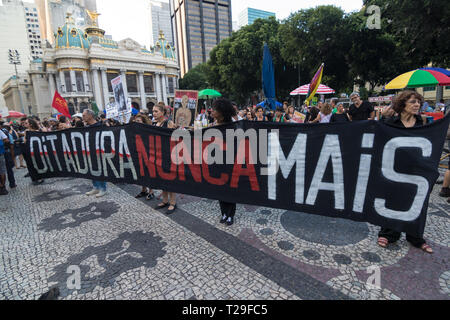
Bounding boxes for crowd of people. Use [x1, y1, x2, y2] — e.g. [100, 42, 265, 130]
[0, 90, 447, 248]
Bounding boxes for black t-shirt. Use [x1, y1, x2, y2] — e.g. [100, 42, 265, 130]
[87, 121, 103, 128]
[330, 113, 349, 123]
[383, 114, 423, 128]
[348, 101, 374, 121]
[306, 106, 320, 123]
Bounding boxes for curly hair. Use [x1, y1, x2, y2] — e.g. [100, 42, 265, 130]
[392, 90, 424, 114]
[27, 118, 40, 131]
[134, 114, 151, 124]
[320, 103, 332, 116]
[212, 98, 236, 123]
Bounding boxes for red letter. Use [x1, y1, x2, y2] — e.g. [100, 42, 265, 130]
[135, 135, 156, 178]
[156, 136, 177, 180]
[176, 140, 202, 182]
[230, 139, 260, 191]
[202, 138, 229, 186]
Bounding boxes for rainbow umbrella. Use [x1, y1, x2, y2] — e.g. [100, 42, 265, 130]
[385, 69, 450, 90]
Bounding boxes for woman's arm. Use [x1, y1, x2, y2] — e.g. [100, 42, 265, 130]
[310, 113, 321, 123]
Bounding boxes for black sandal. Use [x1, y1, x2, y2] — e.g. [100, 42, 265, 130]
[136, 191, 148, 198]
[155, 202, 169, 209]
[166, 204, 177, 215]
[146, 193, 155, 200]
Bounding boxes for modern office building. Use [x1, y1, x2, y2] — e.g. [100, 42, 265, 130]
[35, 0, 97, 44]
[170, 0, 232, 77]
[0, 0, 40, 110]
[149, 0, 174, 47]
[23, 1, 44, 60]
[238, 7, 275, 28]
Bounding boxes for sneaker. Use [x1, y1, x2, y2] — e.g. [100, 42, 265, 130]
[226, 217, 234, 226]
[220, 215, 227, 224]
[146, 193, 155, 201]
[96, 190, 106, 198]
[135, 191, 148, 198]
[86, 189, 100, 196]
[439, 187, 450, 197]
[0, 187, 8, 195]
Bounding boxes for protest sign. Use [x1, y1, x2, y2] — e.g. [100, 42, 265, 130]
[111, 75, 131, 123]
[174, 90, 198, 128]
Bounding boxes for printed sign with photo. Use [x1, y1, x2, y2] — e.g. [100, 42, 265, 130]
[291, 111, 306, 123]
[111, 75, 131, 122]
[173, 90, 198, 128]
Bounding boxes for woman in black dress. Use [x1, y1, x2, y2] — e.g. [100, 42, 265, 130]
[210, 98, 237, 226]
[377, 90, 433, 254]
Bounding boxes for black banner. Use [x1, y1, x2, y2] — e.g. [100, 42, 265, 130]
[24, 116, 450, 237]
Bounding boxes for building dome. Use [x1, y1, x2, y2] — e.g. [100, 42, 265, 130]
[154, 30, 176, 60]
[54, 13, 90, 50]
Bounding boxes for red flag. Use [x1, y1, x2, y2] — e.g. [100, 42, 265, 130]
[52, 91, 71, 118]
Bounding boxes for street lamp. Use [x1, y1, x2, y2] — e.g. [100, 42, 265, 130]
[8, 49, 25, 114]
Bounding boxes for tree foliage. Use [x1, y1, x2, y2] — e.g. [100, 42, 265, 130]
[179, 63, 210, 90]
[364, 0, 450, 67]
[279, 6, 353, 94]
[180, 2, 449, 102]
[207, 17, 298, 105]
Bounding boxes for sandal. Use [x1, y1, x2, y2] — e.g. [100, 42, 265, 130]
[146, 193, 155, 201]
[166, 204, 177, 215]
[377, 237, 388, 248]
[421, 243, 433, 254]
[155, 202, 169, 209]
[135, 191, 148, 198]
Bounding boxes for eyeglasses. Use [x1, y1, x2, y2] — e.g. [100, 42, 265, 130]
[406, 99, 421, 105]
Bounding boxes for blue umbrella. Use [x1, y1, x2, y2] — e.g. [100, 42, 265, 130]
[419, 67, 450, 77]
[262, 43, 277, 110]
[257, 100, 282, 110]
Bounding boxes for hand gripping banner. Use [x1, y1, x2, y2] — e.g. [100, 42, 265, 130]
[24, 115, 450, 237]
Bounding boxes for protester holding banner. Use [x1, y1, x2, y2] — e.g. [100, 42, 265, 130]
[273, 107, 286, 123]
[211, 98, 237, 226]
[348, 92, 375, 121]
[245, 110, 255, 121]
[310, 103, 333, 123]
[254, 106, 268, 122]
[284, 106, 295, 122]
[133, 114, 156, 201]
[378, 90, 433, 253]
[24, 118, 45, 185]
[82, 110, 107, 198]
[152, 103, 178, 214]
[330, 104, 350, 123]
[305, 105, 320, 123]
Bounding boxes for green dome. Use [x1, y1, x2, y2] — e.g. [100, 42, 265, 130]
[55, 14, 90, 50]
[154, 31, 175, 60]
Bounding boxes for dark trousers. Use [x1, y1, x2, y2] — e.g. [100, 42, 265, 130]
[378, 228, 425, 248]
[3, 153, 15, 188]
[219, 201, 236, 218]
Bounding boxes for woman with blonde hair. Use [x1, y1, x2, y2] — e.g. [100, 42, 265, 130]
[152, 102, 178, 214]
[310, 103, 332, 123]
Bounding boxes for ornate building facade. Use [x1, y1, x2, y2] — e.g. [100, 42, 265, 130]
[2, 12, 179, 118]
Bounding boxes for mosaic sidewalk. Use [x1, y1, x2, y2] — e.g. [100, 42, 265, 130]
[0, 169, 449, 300]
